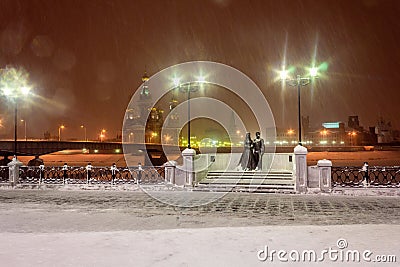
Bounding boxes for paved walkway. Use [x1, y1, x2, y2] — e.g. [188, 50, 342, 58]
[0, 190, 399, 232]
[1, 190, 399, 266]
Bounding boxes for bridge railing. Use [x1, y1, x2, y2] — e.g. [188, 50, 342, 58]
[0, 166, 165, 185]
[332, 166, 400, 187]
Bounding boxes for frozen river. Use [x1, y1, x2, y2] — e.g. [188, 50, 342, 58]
[14, 150, 400, 167]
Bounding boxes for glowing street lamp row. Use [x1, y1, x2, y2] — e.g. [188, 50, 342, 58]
[279, 66, 319, 81]
[58, 125, 106, 142]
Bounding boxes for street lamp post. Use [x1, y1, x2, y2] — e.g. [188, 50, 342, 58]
[279, 67, 318, 146]
[183, 84, 196, 149]
[0, 67, 32, 157]
[150, 132, 158, 143]
[287, 129, 295, 144]
[128, 132, 133, 143]
[320, 129, 328, 146]
[80, 125, 87, 141]
[173, 76, 206, 149]
[100, 129, 106, 142]
[58, 125, 65, 141]
[20, 119, 26, 141]
[173, 78, 204, 149]
[348, 131, 357, 146]
[14, 102, 17, 154]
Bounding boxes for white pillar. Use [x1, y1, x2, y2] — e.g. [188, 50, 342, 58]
[317, 159, 332, 192]
[7, 156, 23, 187]
[182, 148, 196, 187]
[294, 145, 308, 193]
[164, 161, 176, 184]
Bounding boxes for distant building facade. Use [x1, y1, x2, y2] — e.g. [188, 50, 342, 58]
[375, 117, 394, 144]
[272, 115, 387, 146]
[124, 72, 180, 145]
[124, 73, 397, 147]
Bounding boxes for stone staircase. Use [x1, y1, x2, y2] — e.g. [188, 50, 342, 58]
[195, 170, 295, 193]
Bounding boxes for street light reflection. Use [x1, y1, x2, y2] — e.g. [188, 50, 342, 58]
[172, 77, 181, 87]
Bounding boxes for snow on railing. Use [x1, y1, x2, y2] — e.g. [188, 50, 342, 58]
[332, 166, 400, 187]
[0, 166, 165, 185]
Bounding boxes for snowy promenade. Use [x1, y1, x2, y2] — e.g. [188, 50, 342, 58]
[0, 190, 399, 266]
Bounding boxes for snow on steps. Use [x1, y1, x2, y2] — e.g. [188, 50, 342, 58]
[195, 170, 296, 193]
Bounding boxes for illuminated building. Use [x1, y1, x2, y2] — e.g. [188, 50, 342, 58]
[124, 71, 179, 145]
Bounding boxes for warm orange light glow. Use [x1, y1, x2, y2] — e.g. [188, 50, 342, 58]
[320, 130, 328, 135]
[60, 125, 65, 129]
[287, 129, 294, 135]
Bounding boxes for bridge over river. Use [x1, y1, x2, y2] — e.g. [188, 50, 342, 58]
[0, 141, 122, 156]
[0, 141, 184, 166]
[0, 140, 389, 157]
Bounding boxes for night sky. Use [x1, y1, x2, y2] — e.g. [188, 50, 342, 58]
[0, 0, 399, 140]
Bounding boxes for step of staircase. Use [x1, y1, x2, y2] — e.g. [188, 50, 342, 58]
[195, 170, 296, 193]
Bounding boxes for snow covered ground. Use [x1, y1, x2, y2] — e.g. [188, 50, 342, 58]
[1, 225, 399, 266]
[0, 190, 399, 266]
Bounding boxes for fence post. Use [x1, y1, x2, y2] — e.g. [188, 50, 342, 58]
[7, 156, 23, 187]
[39, 164, 45, 185]
[164, 161, 176, 184]
[362, 162, 369, 186]
[317, 159, 332, 192]
[86, 163, 92, 184]
[137, 163, 143, 184]
[294, 145, 308, 193]
[182, 148, 196, 187]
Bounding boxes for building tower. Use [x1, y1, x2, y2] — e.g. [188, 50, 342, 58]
[125, 71, 157, 143]
[162, 92, 180, 145]
[348, 116, 360, 130]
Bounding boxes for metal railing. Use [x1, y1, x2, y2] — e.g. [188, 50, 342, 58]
[0, 166, 8, 183]
[0, 166, 165, 185]
[3, 165, 400, 189]
[332, 166, 400, 187]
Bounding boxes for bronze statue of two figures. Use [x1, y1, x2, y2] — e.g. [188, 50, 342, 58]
[239, 132, 265, 171]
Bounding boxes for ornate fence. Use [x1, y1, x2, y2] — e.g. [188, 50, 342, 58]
[0, 166, 165, 185]
[332, 166, 400, 187]
[0, 166, 8, 183]
[2, 164, 400, 189]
